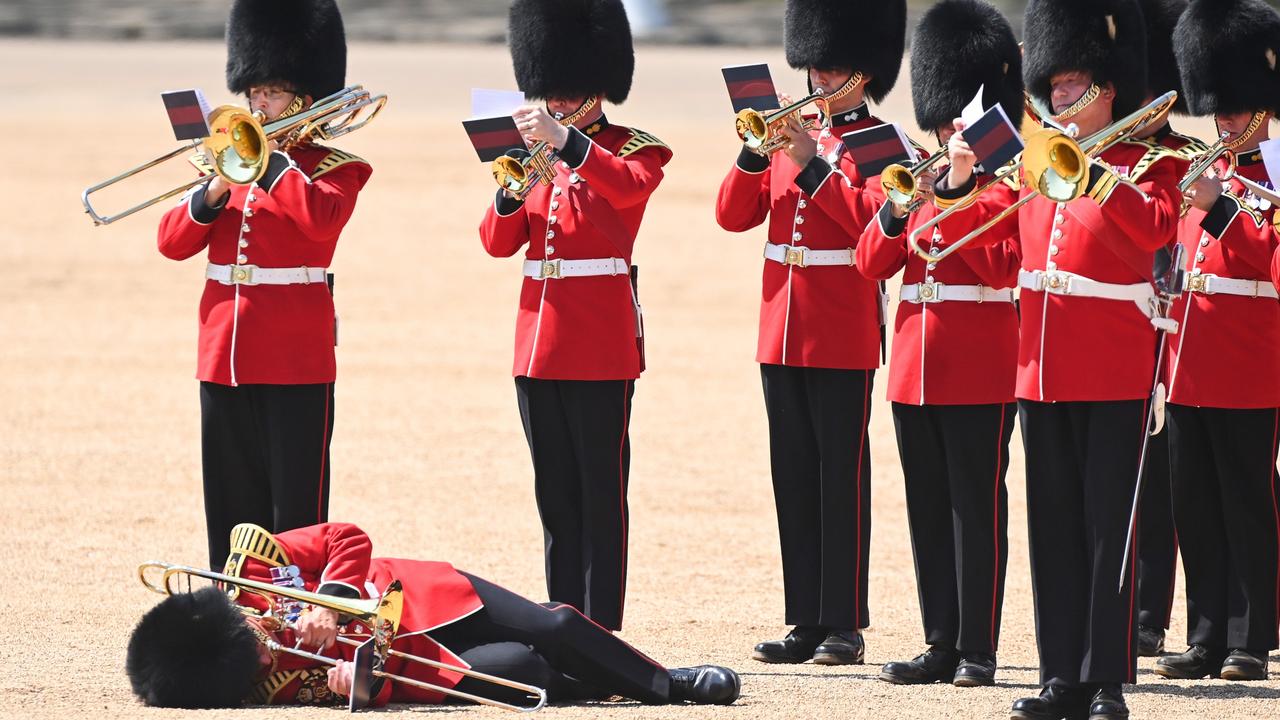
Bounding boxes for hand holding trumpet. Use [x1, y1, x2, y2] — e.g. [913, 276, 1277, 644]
[514, 105, 570, 150]
[1185, 174, 1224, 212]
[780, 113, 818, 168]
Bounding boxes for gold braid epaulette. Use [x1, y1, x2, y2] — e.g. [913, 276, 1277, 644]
[1125, 141, 1182, 184]
[221, 523, 291, 599]
[187, 153, 215, 176]
[618, 129, 668, 157]
[310, 147, 368, 180]
[250, 670, 302, 704]
[1170, 135, 1211, 161]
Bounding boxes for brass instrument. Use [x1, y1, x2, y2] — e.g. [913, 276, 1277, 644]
[82, 85, 388, 226]
[1178, 133, 1239, 216]
[905, 91, 1179, 262]
[492, 141, 558, 200]
[736, 89, 826, 156]
[138, 561, 548, 713]
[880, 146, 949, 212]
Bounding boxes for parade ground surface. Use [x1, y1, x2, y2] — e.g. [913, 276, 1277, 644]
[3, 39, 1279, 720]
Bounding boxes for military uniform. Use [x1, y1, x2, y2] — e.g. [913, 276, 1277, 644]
[1155, 0, 1280, 681]
[859, 0, 1022, 686]
[155, 0, 371, 568]
[478, 0, 671, 632]
[716, 0, 906, 664]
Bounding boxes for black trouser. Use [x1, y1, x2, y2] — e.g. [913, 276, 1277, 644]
[1167, 404, 1280, 651]
[1019, 399, 1145, 687]
[760, 364, 874, 630]
[514, 377, 634, 631]
[892, 402, 1014, 655]
[1137, 426, 1178, 630]
[432, 572, 670, 705]
[199, 381, 334, 568]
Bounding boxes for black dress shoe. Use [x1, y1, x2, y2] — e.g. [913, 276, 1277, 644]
[952, 651, 997, 687]
[1087, 684, 1128, 720]
[1220, 649, 1269, 681]
[878, 646, 958, 684]
[1010, 685, 1087, 720]
[812, 630, 865, 665]
[668, 665, 741, 705]
[751, 625, 826, 663]
[1153, 644, 1226, 679]
[1136, 624, 1165, 657]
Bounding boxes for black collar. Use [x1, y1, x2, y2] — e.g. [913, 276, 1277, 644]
[1237, 148, 1264, 166]
[581, 115, 609, 137]
[828, 103, 869, 128]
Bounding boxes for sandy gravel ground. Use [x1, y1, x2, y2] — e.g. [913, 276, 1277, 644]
[1, 40, 1277, 719]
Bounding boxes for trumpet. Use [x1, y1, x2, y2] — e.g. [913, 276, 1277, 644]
[735, 89, 826, 156]
[880, 146, 949, 212]
[82, 85, 387, 226]
[1178, 132, 1238, 216]
[492, 141, 558, 200]
[905, 91, 1179, 262]
[138, 561, 548, 713]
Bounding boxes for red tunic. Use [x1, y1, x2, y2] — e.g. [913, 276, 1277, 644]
[479, 122, 671, 380]
[939, 140, 1182, 402]
[715, 106, 887, 370]
[226, 523, 484, 707]
[1167, 151, 1280, 408]
[157, 144, 372, 386]
[857, 175, 1020, 405]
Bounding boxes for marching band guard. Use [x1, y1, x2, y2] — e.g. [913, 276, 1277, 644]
[126, 523, 741, 708]
[858, 0, 1022, 688]
[156, 0, 372, 569]
[940, 1, 1183, 716]
[1153, 0, 1280, 682]
[716, 0, 907, 666]
[478, 0, 671, 631]
[1129, 0, 1207, 659]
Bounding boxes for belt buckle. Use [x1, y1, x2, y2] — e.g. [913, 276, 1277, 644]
[539, 259, 562, 280]
[1186, 274, 1207, 294]
[784, 246, 807, 268]
[230, 264, 258, 285]
[917, 281, 943, 303]
[1043, 271, 1069, 294]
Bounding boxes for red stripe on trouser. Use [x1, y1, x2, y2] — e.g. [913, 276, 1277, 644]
[853, 376, 870, 629]
[990, 403, 1007, 651]
[1271, 409, 1279, 627]
[317, 384, 330, 522]
[617, 380, 631, 626]
[1124, 400, 1148, 683]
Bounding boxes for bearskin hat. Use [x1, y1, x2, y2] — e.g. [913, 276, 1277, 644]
[126, 587, 260, 708]
[1174, 0, 1280, 115]
[910, 0, 1023, 132]
[784, 0, 907, 104]
[508, 0, 635, 104]
[225, 0, 347, 100]
[1023, 0, 1148, 117]
[1139, 0, 1189, 112]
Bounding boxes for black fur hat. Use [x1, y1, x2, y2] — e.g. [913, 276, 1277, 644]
[126, 587, 260, 708]
[910, 0, 1023, 132]
[784, 0, 907, 104]
[1139, 0, 1189, 112]
[226, 0, 347, 100]
[1174, 0, 1280, 115]
[1023, 0, 1148, 117]
[508, 0, 635, 104]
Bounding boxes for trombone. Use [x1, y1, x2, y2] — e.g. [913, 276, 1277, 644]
[138, 561, 549, 713]
[82, 85, 387, 226]
[905, 91, 1180, 262]
[880, 146, 949, 213]
[735, 89, 826, 156]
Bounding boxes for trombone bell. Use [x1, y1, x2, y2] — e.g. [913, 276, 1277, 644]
[1023, 129, 1088, 203]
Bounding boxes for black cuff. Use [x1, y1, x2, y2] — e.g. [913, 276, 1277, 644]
[1085, 164, 1109, 195]
[494, 189, 525, 216]
[735, 145, 770, 174]
[876, 202, 908, 237]
[256, 150, 293, 191]
[317, 582, 361, 625]
[558, 126, 591, 169]
[1200, 194, 1237, 239]
[934, 168, 977, 201]
[794, 156, 833, 196]
[189, 185, 226, 224]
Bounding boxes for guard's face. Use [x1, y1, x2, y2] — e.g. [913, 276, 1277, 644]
[248, 84, 301, 121]
[809, 67, 854, 97]
[1049, 71, 1094, 115]
[936, 125, 956, 145]
[546, 96, 589, 118]
[1216, 110, 1268, 142]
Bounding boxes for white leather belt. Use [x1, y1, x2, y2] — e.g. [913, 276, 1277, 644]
[522, 257, 628, 280]
[1185, 273, 1279, 299]
[206, 263, 327, 286]
[1018, 269, 1154, 303]
[901, 282, 1015, 304]
[764, 242, 855, 267]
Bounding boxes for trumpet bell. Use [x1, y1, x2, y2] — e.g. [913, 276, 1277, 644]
[205, 105, 268, 185]
[735, 109, 770, 150]
[492, 151, 530, 193]
[881, 163, 917, 207]
[1024, 129, 1088, 203]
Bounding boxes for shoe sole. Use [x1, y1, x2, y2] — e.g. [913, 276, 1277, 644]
[812, 652, 864, 666]
[750, 651, 809, 664]
[1152, 665, 1216, 680]
[1219, 667, 1267, 681]
[877, 670, 936, 684]
[953, 674, 995, 687]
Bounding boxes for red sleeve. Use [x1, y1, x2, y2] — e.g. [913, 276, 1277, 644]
[275, 523, 373, 598]
[157, 187, 218, 260]
[962, 236, 1023, 288]
[1272, 241, 1280, 291]
[479, 191, 532, 258]
[715, 149, 772, 232]
[1201, 193, 1278, 276]
[855, 202, 910, 280]
[933, 174, 1022, 251]
[257, 152, 372, 239]
[563, 130, 669, 209]
[1080, 157, 1181, 252]
[796, 157, 881, 239]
